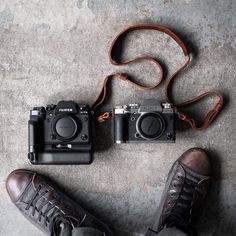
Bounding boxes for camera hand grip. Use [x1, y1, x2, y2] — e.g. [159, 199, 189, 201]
[28, 120, 37, 161]
[114, 114, 126, 143]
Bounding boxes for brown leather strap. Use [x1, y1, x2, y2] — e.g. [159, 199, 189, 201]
[92, 23, 223, 130]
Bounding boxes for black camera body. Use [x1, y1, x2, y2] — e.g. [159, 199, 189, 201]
[28, 101, 93, 165]
[114, 99, 175, 143]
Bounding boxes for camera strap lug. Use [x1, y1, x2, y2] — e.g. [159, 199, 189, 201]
[91, 23, 224, 131]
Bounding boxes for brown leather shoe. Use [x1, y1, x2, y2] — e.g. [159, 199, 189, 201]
[6, 169, 114, 236]
[146, 148, 211, 236]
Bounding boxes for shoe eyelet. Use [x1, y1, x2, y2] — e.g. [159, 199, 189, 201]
[173, 184, 177, 188]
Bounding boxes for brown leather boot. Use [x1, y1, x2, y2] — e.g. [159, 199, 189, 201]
[146, 148, 211, 236]
[6, 169, 114, 236]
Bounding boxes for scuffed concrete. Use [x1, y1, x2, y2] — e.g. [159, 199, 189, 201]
[0, 0, 235, 235]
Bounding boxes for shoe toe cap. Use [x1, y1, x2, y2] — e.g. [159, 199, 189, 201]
[179, 148, 211, 176]
[6, 170, 33, 202]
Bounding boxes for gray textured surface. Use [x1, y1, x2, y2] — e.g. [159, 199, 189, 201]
[0, 0, 235, 235]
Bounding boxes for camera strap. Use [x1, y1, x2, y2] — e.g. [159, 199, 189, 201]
[91, 24, 223, 131]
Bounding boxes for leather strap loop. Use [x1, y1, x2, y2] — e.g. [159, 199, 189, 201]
[109, 24, 188, 62]
[92, 24, 223, 131]
[174, 90, 223, 130]
[97, 111, 113, 123]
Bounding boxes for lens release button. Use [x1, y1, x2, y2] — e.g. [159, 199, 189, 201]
[81, 134, 88, 141]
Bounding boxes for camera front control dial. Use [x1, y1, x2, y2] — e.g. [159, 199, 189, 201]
[55, 116, 78, 140]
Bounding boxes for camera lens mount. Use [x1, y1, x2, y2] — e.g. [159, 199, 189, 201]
[136, 112, 165, 140]
[53, 115, 78, 140]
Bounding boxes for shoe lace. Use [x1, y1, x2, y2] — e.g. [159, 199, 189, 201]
[25, 185, 70, 229]
[163, 176, 204, 236]
[50, 215, 74, 236]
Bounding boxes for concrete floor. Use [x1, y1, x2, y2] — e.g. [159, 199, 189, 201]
[0, 0, 235, 235]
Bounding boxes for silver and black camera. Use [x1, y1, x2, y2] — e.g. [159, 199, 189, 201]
[114, 99, 175, 143]
[28, 101, 92, 165]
